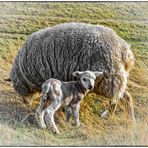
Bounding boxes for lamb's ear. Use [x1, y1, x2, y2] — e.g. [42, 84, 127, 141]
[72, 71, 83, 77]
[94, 71, 104, 77]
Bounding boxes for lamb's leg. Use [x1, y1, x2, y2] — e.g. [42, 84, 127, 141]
[36, 93, 48, 128]
[44, 100, 61, 134]
[72, 103, 80, 127]
[121, 90, 136, 123]
[65, 106, 72, 123]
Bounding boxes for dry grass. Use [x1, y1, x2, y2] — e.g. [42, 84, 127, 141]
[0, 2, 148, 146]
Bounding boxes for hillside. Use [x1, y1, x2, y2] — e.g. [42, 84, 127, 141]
[0, 2, 148, 146]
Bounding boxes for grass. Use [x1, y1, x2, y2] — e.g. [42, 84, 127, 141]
[0, 2, 148, 146]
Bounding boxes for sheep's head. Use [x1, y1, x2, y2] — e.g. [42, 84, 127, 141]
[72, 70, 103, 92]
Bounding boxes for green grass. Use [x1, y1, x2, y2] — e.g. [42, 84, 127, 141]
[0, 2, 148, 146]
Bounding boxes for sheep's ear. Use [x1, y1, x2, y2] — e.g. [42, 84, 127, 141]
[72, 71, 83, 77]
[94, 71, 103, 77]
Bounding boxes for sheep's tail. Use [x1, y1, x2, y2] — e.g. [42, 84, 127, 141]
[122, 44, 135, 72]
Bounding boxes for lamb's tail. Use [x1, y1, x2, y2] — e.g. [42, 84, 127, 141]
[41, 82, 51, 101]
[41, 80, 61, 98]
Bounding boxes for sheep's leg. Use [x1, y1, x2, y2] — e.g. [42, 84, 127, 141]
[101, 97, 119, 118]
[65, 106, 72, 123]
[44, 100, 61, 134]
[101, 77, 120, 118]
[36, 93, 48, 128]
[101, 98, 118, 118]
[121, 90, 136, 123]
[109, 98, 118, 116]
[72, 103, 80, 127]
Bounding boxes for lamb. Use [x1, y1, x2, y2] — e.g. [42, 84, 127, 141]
[36, 70, 103, 134]
[9, 22, 135, 122]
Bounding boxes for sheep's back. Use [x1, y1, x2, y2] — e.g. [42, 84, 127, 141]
[10, 22, 134, 96]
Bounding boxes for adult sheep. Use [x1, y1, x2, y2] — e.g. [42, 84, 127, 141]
[9, 22, 135, 122]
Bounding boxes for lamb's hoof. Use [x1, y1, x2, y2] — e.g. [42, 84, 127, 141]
[101, 110, 109, 118]
[76, 122, 81, 127]
[35, 113, 46, 129]
[52, 129, 60, 135]
[40, 123, 47, 129]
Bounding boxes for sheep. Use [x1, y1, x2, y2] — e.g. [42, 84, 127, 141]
[9, 22, 135, 122]
[36, 70, 103, 134]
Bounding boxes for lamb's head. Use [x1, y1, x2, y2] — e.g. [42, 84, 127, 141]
[72, 70, 103, 91]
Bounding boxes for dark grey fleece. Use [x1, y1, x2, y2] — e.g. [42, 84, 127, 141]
[10, 22, 134, 99]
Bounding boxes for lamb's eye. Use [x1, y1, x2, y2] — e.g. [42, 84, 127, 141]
[83, 78, 86, 81]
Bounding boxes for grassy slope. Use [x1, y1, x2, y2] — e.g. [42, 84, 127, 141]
[0, 2, 148, 146]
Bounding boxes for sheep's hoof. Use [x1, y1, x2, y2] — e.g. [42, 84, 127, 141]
[101, 110, 109, 118]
